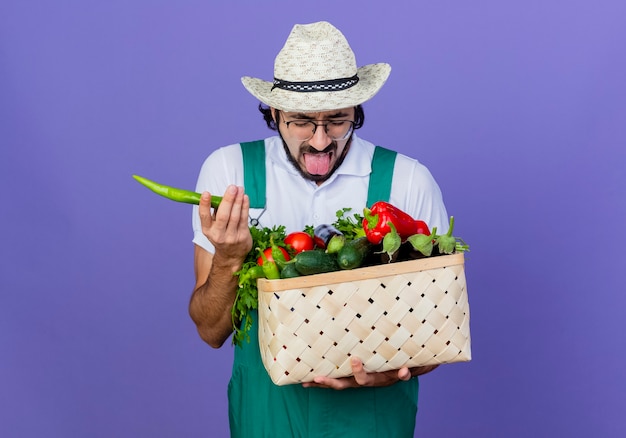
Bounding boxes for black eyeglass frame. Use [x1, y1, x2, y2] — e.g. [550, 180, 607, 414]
[282, 119, 355, 141]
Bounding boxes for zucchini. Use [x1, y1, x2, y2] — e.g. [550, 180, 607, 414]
[336, 237, 372, 270]
[294, 249, 339, 276]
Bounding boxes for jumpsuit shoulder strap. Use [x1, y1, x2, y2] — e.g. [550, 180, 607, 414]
[240, 140, 266, 209]
[367, 145, 397, 207]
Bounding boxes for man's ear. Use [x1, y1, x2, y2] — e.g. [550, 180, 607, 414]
[271, 107, 277, 124]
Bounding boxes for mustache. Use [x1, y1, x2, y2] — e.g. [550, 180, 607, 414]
[301, 143, 337, 154]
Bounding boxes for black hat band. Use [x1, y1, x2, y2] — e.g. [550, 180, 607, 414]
[271, 75, 359, 93]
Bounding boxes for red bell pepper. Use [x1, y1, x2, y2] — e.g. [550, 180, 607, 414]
[362, 201, 430, 245]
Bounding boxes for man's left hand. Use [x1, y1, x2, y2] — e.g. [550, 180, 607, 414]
[301, 357, 439, 390]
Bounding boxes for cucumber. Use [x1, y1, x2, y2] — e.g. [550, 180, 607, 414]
[280, 262, 301, 279]
[337, 237, 372, 270]
[294, 249, 339, 276]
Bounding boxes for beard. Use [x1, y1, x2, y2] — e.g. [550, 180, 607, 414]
[280, 136, 353, 183]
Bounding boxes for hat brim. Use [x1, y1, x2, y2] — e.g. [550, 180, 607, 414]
[241, 63, 391, 113]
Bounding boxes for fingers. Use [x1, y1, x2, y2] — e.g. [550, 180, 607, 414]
[199, 191, 215, 237]
[302, 357, 402, 390]
[351, 357, 374, 386]
[397, 367, 411, 381]
[240, 191, 250, 228]
[304, 358, 368, 389]
[214, 186, 244, 234]
[302, 361, 437, 391]
[200, 185, 248, 240]
[303, 375, 354, 390]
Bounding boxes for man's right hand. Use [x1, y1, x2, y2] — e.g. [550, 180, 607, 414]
[199, 185, 252, 262]
[189, 185, 252, 348]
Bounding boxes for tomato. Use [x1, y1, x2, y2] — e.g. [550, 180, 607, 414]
[257, 247, 290, 266]
[284, 231, 315, 254]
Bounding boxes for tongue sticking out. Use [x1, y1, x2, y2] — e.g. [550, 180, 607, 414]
[303, 153, 331, 175]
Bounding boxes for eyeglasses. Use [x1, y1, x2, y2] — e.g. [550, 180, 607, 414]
[283, 119, 355, 141]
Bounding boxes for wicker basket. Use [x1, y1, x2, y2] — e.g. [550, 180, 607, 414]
[257, 253, 471, 386]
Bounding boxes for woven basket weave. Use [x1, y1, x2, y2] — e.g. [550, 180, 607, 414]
[257, 253, 471, 385]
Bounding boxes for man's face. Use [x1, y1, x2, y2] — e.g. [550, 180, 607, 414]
[274, 107, 356, 184]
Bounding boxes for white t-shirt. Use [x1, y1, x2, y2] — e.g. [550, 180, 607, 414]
[192, 134, 448, 253]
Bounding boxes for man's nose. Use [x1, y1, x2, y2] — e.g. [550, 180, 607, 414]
[308, 125, 332, 151]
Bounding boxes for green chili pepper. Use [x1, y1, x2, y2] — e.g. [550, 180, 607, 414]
[271, 246, 288, 273]
[270, 238, 288, 265]
[132, 174, 222, 209]
[239, 265, 266, 283]
[257, 248, 280, 280]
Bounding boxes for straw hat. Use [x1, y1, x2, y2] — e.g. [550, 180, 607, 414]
[241, 21, 391, 113]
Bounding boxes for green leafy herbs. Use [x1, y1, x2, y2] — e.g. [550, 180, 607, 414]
[332, 208, 365, 240]
[303, 224, 315, 238]
[232, 225, 285, 346]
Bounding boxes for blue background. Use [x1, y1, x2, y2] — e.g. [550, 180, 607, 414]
[1, 1, 625, 437]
